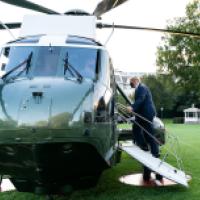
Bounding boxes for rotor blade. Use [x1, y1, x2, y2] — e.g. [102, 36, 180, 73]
[0, 0, 59, 14]
[0, 23, 21, 30]
[93, 0, 129, 17]
[97, 23, 200, 38]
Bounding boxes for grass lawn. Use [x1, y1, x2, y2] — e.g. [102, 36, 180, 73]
[1, 122, 200, 200]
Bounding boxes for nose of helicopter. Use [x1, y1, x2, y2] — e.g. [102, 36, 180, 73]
[0, 78, 94, 130]
[19, 78, 94, 128]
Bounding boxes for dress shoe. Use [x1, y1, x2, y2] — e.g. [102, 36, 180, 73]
[155, 179, 164, 186]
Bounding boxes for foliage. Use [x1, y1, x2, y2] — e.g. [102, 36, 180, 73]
[116, 93, 128, 106]
[116, 88, 134, 106]
[156, 0, 200, 113]
[172, 117, 184, 124]
[142, 74, 177, 117]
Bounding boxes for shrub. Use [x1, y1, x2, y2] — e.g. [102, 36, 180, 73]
[173, 117, 184, 124]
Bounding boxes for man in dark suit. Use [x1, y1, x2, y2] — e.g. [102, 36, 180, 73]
[127, 76, 163, 184]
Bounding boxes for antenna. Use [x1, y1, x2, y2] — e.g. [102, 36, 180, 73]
[104, 23, 114, 46]
[0, 20, 16, 40]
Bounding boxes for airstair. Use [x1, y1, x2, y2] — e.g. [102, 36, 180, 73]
[116, 84, 190, 187]
[120, 142, 188, 187]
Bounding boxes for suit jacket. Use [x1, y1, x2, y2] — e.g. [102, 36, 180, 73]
[132, 83, 156, 120]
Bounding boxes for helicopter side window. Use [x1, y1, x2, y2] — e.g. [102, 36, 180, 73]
[0, 46, 34, 78]
[63, 47, 97, 80]
[33, 47, 60, 77]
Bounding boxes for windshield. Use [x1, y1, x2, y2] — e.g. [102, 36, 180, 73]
[0, 46, 34, 78]
[63, 47, 97, 79]
[0, 46, 98, 79]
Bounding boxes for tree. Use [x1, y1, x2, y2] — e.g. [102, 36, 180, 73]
[142, 74, 177, 117]
[157, 0, 200, 112]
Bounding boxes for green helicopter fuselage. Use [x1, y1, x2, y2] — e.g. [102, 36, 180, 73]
[0, 35, 118, 193]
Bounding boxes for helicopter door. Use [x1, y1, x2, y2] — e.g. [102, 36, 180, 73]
[18, 93, 52, 127]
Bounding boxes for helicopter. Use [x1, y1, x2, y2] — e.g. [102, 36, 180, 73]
[0, 0, 198, 197]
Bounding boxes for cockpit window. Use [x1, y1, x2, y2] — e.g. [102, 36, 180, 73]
[0, 46, 98, 79]
[33, 47, 60, 77]
[63, 47, 97, 79]
[0, 46, 34, 78]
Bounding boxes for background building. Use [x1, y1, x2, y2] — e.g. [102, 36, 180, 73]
[114, 69, 155, 96]
[184, 105, 200, 124]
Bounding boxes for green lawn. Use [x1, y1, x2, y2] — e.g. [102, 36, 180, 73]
[1, 122, 200, 200]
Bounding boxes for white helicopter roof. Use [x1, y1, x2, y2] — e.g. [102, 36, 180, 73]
[20, 15, 96, 39]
